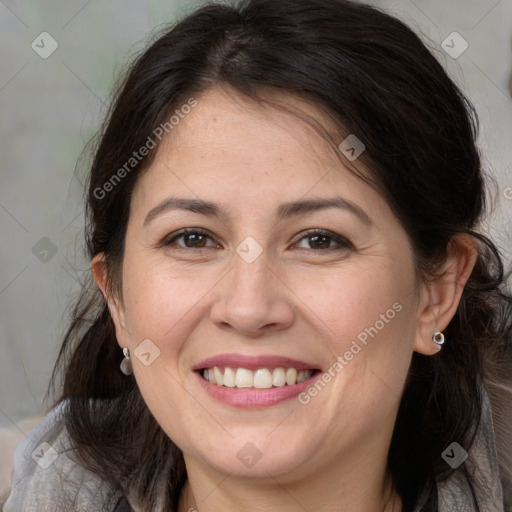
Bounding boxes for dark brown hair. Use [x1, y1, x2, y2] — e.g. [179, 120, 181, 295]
[50, 0, 512, 510]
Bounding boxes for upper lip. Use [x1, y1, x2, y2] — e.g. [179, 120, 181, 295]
[193, 353, 319, 371]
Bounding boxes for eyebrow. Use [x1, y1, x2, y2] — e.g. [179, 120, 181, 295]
[143, 196, 372, 226]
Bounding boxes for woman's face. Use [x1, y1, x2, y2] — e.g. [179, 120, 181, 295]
[106, 87, 433, 482]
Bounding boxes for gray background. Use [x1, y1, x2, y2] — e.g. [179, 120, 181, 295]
[1, 0, 511, 432]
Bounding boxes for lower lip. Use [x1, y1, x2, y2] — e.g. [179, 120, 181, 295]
[195, 371, 320, 408]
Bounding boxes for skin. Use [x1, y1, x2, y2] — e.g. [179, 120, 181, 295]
[93, 87, 477, 512]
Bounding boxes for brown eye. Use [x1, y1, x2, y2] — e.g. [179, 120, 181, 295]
[307, 234, 332, 250]
[162, 229, 219, 249]
[293, 229, 353, 251]
[181, 233, 208, 248]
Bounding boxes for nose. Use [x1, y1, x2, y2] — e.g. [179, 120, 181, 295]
[209, 251, 295, 338]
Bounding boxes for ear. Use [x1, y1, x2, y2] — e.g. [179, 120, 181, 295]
[413, 234, 479, 355]
[91, 253, 127, 349]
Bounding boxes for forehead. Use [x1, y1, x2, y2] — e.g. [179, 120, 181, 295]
[129, 86, 387, 223]
[174, 88, 342, 172]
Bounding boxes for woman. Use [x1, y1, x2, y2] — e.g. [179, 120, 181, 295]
[3, 0, 512, 510]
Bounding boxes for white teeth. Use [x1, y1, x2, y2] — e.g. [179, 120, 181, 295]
[223, 367, 236, 387]
[235, 368, 253, 388]
[253, 369, 273, 389]
[213, 366, 223, 385]
[202, 366, 313, 388]
[296, 370, 309, 383]
[272, 367, 286, 387]
[286, 368, 297, 386]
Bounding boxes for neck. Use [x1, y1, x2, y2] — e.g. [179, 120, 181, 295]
[177, 448, 402, 512]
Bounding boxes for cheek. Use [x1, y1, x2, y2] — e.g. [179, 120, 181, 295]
[120, 258, 216, 349]
[292, 258, 417, 412]
[293, 262, 413, 347]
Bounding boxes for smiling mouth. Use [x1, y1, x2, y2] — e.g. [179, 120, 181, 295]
[200, 366, 320, 389]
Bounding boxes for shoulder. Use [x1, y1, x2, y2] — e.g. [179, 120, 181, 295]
[486, 376, 512, 510]
[435, 384, 510, 512]
[2, 401, 123, 512]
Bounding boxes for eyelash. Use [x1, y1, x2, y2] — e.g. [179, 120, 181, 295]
[160, 228, 353, 252]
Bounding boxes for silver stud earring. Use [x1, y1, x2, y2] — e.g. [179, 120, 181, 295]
[432, 331, 445, 350]
[120, 347, 133, 375]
